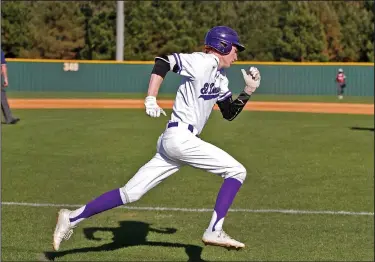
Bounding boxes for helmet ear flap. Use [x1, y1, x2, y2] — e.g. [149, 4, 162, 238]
[220, 41, 228, 48]
[218, 40, 232, 54]
[206, 39, 232, 55]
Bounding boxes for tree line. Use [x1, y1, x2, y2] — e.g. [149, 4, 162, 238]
[1, 1, 374, 62]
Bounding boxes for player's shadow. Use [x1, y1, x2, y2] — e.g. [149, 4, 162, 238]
[44, 221, 207, 262]
[350, 127, 374, 132]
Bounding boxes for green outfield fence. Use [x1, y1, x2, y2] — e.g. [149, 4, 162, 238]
[6, 59, 374, 96]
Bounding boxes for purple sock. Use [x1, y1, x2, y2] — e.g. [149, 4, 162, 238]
[210, 178, 242, 231]
[69, 188, 124, 223]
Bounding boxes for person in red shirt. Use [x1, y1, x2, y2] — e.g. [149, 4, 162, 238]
[335, 68, 346, 100]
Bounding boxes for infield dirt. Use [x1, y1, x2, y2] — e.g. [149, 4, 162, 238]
[9, 99, 374, 115]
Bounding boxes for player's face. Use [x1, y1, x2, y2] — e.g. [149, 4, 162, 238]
[222, 46, 238, 68]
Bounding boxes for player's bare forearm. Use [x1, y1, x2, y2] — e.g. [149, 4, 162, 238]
[1, 65, 8, 87]
[1, 65, 7, 78]
[147, 74, 164, 97]
[217, 91, 251, 121]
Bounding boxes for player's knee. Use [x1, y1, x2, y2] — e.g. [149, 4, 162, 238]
[119, 186, 143, 203]
[225, 164, 247, 183]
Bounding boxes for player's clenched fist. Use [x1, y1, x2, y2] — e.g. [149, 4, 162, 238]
[144, 96, 167, 117]
[241, 66, 261, 95]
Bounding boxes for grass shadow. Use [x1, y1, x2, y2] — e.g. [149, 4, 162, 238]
[44, 220, 207, 261]
[350, 127, 374, 132]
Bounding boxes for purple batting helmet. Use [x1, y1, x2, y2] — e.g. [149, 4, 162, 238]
[204, 26, 245, 55]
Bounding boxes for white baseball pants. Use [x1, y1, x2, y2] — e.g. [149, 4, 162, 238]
[121, 123, 247, 203]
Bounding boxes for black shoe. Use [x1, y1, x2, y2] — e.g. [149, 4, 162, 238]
[8, 118, 20, 124]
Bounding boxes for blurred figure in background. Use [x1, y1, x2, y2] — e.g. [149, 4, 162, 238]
[335, 68, 347, 100]
[1, 49, 20, 124]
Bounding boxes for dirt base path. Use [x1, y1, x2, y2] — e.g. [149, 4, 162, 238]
[9, 99, 374, 115]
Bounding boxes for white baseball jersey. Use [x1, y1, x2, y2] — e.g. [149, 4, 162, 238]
[122, 52, 246, 206]
[167, 52, 233, 135]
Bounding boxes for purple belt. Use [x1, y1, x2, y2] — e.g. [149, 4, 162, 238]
[167, 122, 194, 133]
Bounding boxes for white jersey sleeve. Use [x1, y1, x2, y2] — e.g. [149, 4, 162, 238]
[217, 70, 232, 102]
[167, 53, 217, 80]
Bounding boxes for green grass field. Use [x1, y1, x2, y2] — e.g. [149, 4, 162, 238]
[2, 107, 374, 261]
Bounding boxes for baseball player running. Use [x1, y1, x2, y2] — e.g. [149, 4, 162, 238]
[53, 26, 261, 251]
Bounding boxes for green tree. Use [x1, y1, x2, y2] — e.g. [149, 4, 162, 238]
[78, 1, 116, 60]
[275, 2, 328, 62]
[180, 1, 224, 53]
[331, 2, 373, 62]
[364, 0, 374, 62]
[1, 0, 373, 62]
[308, 2, 343, 61]
[357, 1, 374, 62]
[1, 1, 33, 57]
[234, 1, 283, 61]
[22, 1, 85, 59]
[123, 1, 159, 60]
[124, 1, 196, 60]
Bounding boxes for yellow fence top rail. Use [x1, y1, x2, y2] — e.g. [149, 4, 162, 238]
[6, 58, 374, 66]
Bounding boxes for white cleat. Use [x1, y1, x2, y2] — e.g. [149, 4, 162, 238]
[202, 230, 245, 250]
[53, 209, 75, 251]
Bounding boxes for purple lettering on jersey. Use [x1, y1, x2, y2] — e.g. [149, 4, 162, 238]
[199, 82, 221, 100]
[199, 94, 220, 100]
